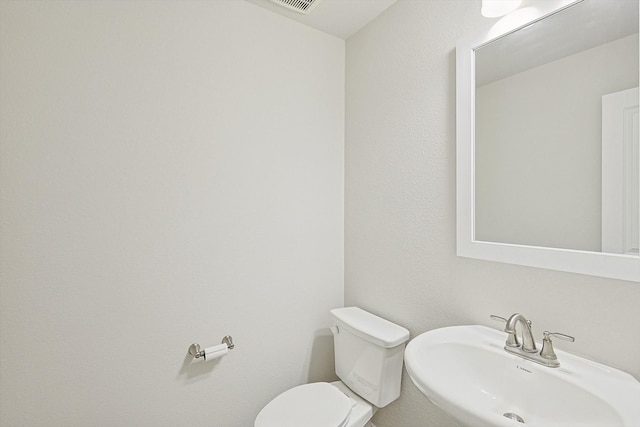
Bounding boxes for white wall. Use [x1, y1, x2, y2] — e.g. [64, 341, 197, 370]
[476, 34, 638, 251]
[0, 1, 344, 426]
[345, 1, 640, 426]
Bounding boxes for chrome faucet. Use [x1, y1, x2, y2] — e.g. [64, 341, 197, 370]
[490, 313, 575, 368]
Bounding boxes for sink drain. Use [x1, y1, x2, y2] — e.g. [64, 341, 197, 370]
[503, 412, 525, 423]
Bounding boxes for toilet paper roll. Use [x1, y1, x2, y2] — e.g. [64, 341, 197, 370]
[203, 343, 228, 361]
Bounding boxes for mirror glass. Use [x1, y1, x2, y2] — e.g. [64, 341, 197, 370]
[474, 0, 639, 255]
[457, 0, 640, 281]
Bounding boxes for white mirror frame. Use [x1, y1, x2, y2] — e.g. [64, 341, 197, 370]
[456, 0, 640, 282]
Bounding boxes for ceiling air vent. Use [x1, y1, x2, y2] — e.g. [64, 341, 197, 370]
[268, 0, 322, 14]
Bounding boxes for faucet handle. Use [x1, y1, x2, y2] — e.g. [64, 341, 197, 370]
[490, 315, 519, 347]
[545, 331, 575, 342]
[540, 331, 575, 362]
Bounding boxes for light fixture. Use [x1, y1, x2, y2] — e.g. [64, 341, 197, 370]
[481, 0, 522, 18]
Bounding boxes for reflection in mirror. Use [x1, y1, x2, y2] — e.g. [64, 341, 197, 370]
[474, 0, 639, 254]
[456, 0, 640, 281]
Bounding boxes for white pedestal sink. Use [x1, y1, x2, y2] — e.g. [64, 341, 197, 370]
[404, 325, 640, 427]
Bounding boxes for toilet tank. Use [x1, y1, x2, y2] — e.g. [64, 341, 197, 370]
[330, 307, 410, 408]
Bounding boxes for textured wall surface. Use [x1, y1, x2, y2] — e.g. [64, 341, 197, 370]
[345, 1, 640, 426]
[0, 2, 343, 426]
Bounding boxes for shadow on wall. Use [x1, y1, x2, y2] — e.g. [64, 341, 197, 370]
[306, 329, 338, 383]
[177, 348, 224, 385]
[174, 329, 336, 387]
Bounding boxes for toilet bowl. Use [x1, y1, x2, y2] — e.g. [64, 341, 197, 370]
[254, 381, 376, 427]
[255, 307, 409, 427]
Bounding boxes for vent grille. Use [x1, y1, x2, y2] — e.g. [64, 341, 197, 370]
[269, 0, 322, 14]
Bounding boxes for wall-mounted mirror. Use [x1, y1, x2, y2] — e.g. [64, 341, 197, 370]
[456, 0, 640, 282]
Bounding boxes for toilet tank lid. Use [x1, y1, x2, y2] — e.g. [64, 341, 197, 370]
[330, 307, 410, 348]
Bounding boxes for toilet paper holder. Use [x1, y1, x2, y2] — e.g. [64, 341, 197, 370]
[189, 335, 235, 359]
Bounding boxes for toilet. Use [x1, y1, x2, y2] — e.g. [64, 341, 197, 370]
[255, 307, 410, 427]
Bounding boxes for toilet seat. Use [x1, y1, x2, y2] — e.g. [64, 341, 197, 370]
[255, 382, 353, 427]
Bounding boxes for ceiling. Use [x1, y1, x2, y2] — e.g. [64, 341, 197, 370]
[244, 0, 398, 39]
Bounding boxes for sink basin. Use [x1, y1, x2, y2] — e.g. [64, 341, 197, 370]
[404, 325, 640, 427]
